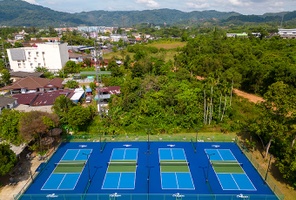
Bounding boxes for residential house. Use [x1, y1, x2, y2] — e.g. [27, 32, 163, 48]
[69, 52, 87, 63]
[95, 86, 120, 113]
[0, 76, 63, 94]
[0, 96, 17, 114]
[10, 71, 44, 82]
[95, 86, 120, 101]
[13, 89, 74, 113]
[7, 42, 69, 73]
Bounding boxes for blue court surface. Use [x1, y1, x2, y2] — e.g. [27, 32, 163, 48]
[102, 148, 138, 189]
[159, 148, 195, 190]
[205, 148, 256, 191]
[20, 141, 279, 200]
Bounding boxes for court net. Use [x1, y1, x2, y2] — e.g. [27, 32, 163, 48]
[107, 161, 137, 172]
[54, 161, 85, 173]
[160, 161, 190, 172]
[211, 161, 244, 173]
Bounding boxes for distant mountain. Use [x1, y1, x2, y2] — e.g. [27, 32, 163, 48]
[0, 0, 295, 27]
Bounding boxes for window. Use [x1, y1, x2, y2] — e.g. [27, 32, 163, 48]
[28, 52, 31, 57]
[36, 52, 39, 57]
[30, 63, 33, 68]
[18, 63, 21, 68]
[38, 63, 41, 67]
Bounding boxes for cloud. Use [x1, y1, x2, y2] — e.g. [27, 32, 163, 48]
[228, 0, 250, 6]
[186, 0, 210, 9]
[23, 0, 39, 5]
[135, 0, 160, 8]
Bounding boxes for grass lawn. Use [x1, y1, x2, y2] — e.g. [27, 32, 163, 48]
[103, 41, 186, 62]
[147, 41, 186, 49]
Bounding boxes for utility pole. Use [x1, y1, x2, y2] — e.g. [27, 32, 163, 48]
[94, 41, 102, 115]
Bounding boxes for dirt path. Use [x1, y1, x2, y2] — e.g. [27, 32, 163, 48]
[233, 89, 265, 103]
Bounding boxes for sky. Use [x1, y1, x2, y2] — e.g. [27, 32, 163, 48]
[23, 0, 296, 15]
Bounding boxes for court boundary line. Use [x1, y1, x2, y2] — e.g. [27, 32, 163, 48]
[175, 172, 179, 188]
[102, 148, 138, 190]
[110, 148, 138, 160]
[219, 149, 237, 161]
[233, 173, 257, 191]
[160, 172, 195, 190]
[230, 174, 240, 190]
[178, 172, 196, 190]
[102, 172, 136, 189]
[208, 148, 257, 191]
[217, 173, 257, 191]
[227, 149, 237, 161]
[118, 173, 122, 188]
[41, 173, 82, 190]
[159, 148, 195, 190]
[60, 148, 92, 161]
[205, 148, 237, 160]
[216, 149, 224, 160]
[159, 148, 187, 161]
[41, 148, 92, 191]
[56, 174, 67, 190]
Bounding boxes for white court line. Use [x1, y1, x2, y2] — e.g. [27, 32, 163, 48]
[230, 174, 240, 190]
[216, 149, 224, 160]
[73, 149, 80, 160]
[233, 173, 257, 191]
[57, 174, 67, 190]
[118, 173, 122, 189]
[176, 172, 195, 190]
[123, 149, 127, 159]
[228, 149, 237, 161]
[175, 172, 179, 189]
[170, 148, 174, 160]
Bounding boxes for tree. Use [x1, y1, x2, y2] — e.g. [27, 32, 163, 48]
[52, 95, 76, 124]
[0, 144, 17, 176]
[35, 67, 53, 78]
[0, 109, 22, 145]
[19, 111, 59, 151]
[63, 61, 79, 74]
[65, 80, 79, 89]
[0, 69, 11, 86]
[248, 82, 292, 158]
[67, 106, 96, 132]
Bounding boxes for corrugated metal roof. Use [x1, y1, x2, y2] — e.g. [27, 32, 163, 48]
[0, 96, 16, 107]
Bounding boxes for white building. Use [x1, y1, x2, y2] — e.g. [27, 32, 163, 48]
[278, 28, 296, 39]
[7, 42, 69, 73]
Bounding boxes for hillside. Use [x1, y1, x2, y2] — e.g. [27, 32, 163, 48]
[1, 0, 296, 27]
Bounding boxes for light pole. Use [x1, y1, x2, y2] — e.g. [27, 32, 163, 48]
[147, 128, 151, 151]
[83, 153, 91, 182]
[206, 153, 215, 182]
